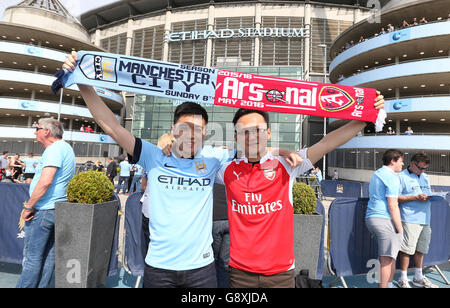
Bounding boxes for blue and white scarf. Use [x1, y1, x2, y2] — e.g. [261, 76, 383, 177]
[52, 51, 217, 104]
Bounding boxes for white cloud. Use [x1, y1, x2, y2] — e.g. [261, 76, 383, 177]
[0, 0, 119, 20]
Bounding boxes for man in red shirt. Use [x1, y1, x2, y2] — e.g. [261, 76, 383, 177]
[216, 92, 384, 287]
[160, 94, 385, 287]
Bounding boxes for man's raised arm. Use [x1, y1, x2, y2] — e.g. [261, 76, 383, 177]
[307, 91, 384, 165]
[63, 51, 135, 156]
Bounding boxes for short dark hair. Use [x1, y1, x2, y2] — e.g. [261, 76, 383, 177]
[173, 102, 208, 125]
[382, 149, 404, 166]
[411, 152, 430, 165]
[232, 108, 270, 126]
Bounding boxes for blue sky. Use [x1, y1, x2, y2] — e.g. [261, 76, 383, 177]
[0, 0, 117, 20]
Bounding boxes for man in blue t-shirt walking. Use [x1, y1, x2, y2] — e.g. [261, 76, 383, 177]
[129, 164, 144, 193]
[396, 153, 438, 288]
[22, 153, 40, 184]
[117, 158, 132, 194]
[17, 118, 76, 288]
[365, 149, 404, 288]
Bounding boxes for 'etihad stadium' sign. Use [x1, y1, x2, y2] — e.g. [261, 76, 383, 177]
[167, 27, 310, 42]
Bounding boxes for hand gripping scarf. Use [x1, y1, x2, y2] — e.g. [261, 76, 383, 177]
[52, 51, 386, 131]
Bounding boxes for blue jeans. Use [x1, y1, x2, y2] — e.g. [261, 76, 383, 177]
[212, 220, 230, 288]
[116, 176, 129, 193]
[16, 209, 55, 288]
[130, 175, 142, 193]
[143, 262, 217, 288]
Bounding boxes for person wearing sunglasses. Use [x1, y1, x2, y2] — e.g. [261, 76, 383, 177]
[396, 153, 438, 288]
[17, 118, 76, 288]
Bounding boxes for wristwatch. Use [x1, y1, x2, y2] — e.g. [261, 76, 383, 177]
[23, 202, 34, 211]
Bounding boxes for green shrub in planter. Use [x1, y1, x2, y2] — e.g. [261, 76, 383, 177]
[67, 170, 115, 204]
[292, 182, 316, 215]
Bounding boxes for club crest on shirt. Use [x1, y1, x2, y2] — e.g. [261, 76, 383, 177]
[263, 167, 276, 181]
[195, 160, 208, 174]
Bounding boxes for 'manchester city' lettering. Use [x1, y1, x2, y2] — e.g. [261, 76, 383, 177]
[119, 60, 212, 85]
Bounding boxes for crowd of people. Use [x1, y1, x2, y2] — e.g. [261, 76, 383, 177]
[386, 126, 414, 136]
[0, 149, 145, 194]
[337, 14, 450, 56]
[0, 152, 39, 184]
[77, 158, 145, 195]
[0, 151, 145, 193]
[79, 124, 95, 133]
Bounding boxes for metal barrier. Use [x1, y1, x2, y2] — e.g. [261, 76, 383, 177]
[327, 197, 450, 288]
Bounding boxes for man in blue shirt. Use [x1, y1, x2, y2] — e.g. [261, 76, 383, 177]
[366, 149, 404, 288]
[396, 153, 438, 288]
[129, 102, 237, 287]
[17, 118, 76, 288]
[73, 81, 233, 286]
[129, 164, 144, 193]
[22, 153, 39, 184]
[117, 158, 132, 194]
[64, 47, 235, 286]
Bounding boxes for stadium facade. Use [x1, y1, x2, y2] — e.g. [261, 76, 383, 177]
[328, 0, 450, 184]
[0, 0, 122, 163]
[80, 0, 379, 169]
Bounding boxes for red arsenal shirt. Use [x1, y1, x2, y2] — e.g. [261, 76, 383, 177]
[216, 149, 313, 275]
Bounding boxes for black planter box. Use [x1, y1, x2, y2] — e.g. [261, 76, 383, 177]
[55, 200, 119, 288]
[293, 213, 323, 279]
